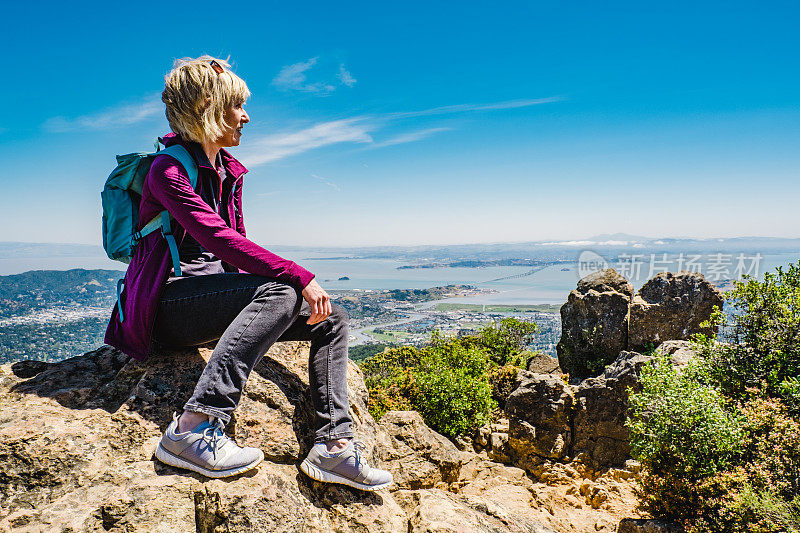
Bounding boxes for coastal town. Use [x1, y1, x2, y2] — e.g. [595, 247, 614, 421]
[0, 271, 562, 364]
[331, 285, 561, 355]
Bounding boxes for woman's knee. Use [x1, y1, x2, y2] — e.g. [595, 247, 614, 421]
[327, 303, 349, 328]
[254, 281, 302, 318]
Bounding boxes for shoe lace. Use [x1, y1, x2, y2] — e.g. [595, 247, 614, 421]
[352, 440, 367, 469]
[201, 417, 227, 459]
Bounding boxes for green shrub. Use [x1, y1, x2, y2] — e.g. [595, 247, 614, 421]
[741, 397, 800, 501]
[695, 262, 800, 401]
[360, 319, 536, 437]
[627, 262, 800, 530]
[630, 370, 800, 530]
[362, 339, 496, 437]
[686, 473, 800, 533]
[365, 381, 414, 421]
[474, 318, 537, 367]
[488, 364, 519, 409]
[450, 317, 537, 367]
[628, 354, 746, 481]
[719, 485, 800, 533]
[781, 377, 800, 417]
[361, 345, 422, 390]
[349, 343, 394, 363]
[361, 345, 421, 420]
[411, 342, 495, 437]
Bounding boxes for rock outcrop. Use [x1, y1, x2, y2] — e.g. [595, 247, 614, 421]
[572, 351, 654, 467]
[0, 343, 569, 532]
[556, 269, 634, 380]
[506, 347, 694, 472]
[375, 410, 463, 490]
[507, 372, 575, 464]
[558, 269, 721, 380]
[629, 271, 723, 352]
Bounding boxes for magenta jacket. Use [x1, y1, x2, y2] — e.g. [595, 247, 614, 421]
[104, 133, 315, 360]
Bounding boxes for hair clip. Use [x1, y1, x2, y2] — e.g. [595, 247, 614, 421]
[209, 60, 224, 74]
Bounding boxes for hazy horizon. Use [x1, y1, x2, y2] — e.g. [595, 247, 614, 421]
[3, 233, 800, 249]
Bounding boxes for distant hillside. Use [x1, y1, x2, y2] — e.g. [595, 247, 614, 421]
[585, 233, 651, 242]
[0, 269, 123, 363]
[272, 236, 800, 261]
[0, 269, 123, 318]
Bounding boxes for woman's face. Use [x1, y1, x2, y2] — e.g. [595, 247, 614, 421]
[219, 100, 249, 147]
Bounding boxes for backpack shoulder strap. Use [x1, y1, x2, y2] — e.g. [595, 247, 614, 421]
[136, 144, 200, 240]
[146, 144, 200, 278]
[157, 144, 199, 190]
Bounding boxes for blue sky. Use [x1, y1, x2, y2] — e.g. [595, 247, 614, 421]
[2, 1, 799, 247]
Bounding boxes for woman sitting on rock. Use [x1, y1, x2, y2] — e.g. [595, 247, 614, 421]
[104, 55, 392, 490]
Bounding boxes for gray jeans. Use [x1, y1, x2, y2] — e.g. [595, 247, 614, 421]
[152, 273, 354, 443]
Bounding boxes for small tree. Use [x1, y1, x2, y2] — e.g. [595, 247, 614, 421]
[412, 342, 495, 437]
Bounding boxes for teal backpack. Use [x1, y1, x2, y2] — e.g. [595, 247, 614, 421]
[101, 141, 199, 320]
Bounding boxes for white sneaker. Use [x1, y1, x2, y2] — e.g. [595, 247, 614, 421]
[155, 413, 264, 478]
[300, 440, 393, 491]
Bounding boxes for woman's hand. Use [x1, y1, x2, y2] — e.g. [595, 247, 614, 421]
[301, 279, 332, 325]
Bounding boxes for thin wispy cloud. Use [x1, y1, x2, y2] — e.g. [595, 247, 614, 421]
[272, 57, 357, 94]
[372, 127, 451, 148]
[272, 57, 335, 94]
[237, 118, 374, 167]
[43, 94, 162, 132]
[311, 173, 341, 191]
[386, 97, 563, 119]
[238, 96, 560, 167]
[337, 64, 357, 87]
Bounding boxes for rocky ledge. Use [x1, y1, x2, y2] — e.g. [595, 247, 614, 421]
[0, 268, 706, 532]
[1, 341, 645, 533]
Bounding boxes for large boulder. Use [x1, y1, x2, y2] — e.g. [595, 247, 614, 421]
[628, 271, 723, 352]
[507, 372, 575, 466]
[572, 351, 654, 468]
[557, 269, 718, 380]
[0, 343, 384, 531]
[557, 269, 634, 380]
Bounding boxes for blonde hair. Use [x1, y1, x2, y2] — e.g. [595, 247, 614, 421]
[161, 55, 250, 144]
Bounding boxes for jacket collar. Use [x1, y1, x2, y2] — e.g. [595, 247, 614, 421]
[160, 132, 248, 180]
